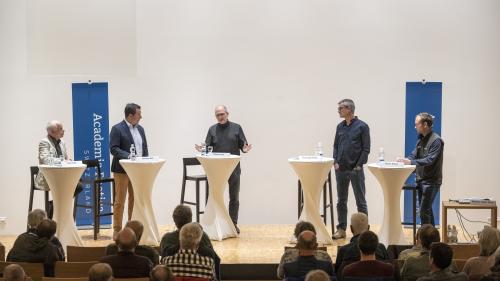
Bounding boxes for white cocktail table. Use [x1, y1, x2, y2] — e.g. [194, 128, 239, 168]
[367, 163, 416, 245]
[120, 158, 165, 245]
[197, 154, 240, 241]
[39, 162, 86, 248]
[289, 156, 334, 245]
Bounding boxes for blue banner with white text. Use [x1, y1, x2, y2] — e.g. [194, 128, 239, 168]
[403, 82, 442, 226]
[72, 82, 112, 227]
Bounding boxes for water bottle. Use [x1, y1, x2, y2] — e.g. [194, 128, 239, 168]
[315, 142, 323, 157]
[130, 144, 136, 161]
[378, 147, 385, 163]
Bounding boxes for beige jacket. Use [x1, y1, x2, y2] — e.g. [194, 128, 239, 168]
[35, 137, 69, 190]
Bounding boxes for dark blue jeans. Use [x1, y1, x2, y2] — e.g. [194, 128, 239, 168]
[417, 183, 440, 226]
[335, 168, 368, 230]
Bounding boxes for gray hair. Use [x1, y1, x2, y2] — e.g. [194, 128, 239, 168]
[150, 265, 174, 281]
[179, 222, 203, 250]
[214, 105, 228, 113]
[338, 99, 355, 113]
[478, 226, 500, 256]
[305, 269, 330, 281]
[46, 120, 61, 132]
[3, 264, 25, 281]
[27, 209, 47, 229]
[351, 212, 369, 235]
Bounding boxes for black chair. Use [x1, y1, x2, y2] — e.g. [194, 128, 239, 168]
[180, 157, 209, 222]
[73, 159, 115, 240]
[402, 183, 417, 245]
[28, 166, 50, 229]
[297, 171, 335, 235]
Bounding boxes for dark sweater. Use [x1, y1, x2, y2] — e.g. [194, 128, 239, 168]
[7, 232, 63, 277]
[343, 260, 394, 278]
[105, 243, 159, 265]
[100, 251, 153, 278]
[283, 255, 334, 278]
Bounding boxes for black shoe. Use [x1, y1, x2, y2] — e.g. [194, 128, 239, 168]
[234, 224, 240, 234]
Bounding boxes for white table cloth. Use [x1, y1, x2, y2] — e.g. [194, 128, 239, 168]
[38, 163, 86, 248]
[120, 158, 165, 245]
[367, 163, 416, 245]
[289, 156, 334, 245]
[197, 154, 240, 241]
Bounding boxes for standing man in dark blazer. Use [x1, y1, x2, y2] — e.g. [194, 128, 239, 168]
[110, 103, 148, 238]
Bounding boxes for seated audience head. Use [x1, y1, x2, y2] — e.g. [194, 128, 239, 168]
[173, 205, 192, 230]
[305, 269, 331, 281]
[350, 212, 369, 236]
[88, 263, 113, 281]
[179, 222, 203, 251]
[430, 242, 453, 271]
[419, 224, 440, 250]
[3, 264, 26, 281]
[297, 230, 318, 254]
[116, 227, 138, 252]
[294, 221, 316, 239]
[150, 265, 174, 281]
[478, 225, 500, 257]
[27, 209, 47, 229]
[36, 219, 57, 239]
[358, 230, 379, 259]
[124, 220, 144, 243]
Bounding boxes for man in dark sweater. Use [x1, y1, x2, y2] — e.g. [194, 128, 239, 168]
[105, 220, 159, 265]
[335, 213, 390, 279]
[332, 99, 370, 239]
[283, 231, 334, 278]
[398, 112, 444, 226]
[7, 219, 63, 277]
[342, 230, 394, 280]
[195, 105, 252, 234]
[160, 205, 220, 280]
[100, 227, 152, 278]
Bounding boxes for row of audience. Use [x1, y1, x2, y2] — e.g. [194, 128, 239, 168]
[3, 207, 500, 281]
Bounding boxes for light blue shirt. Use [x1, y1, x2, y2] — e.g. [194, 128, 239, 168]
[125, 120, 143, 157]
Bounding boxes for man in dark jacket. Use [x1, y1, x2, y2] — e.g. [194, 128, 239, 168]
[100, 228, 152, 278]
[7, 219, 63, 277]
[398, 112, 444, 226]
[109, 103, 148, 238]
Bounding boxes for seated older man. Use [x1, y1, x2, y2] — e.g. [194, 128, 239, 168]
[463, 226, 500, 280]
[88, 263, 113, 281]
[335, 213, 389, 279]
[283, 230, 334, 278]
[105, 220, 159, 265]
[7, 219, 63, 277]
[480, 247, 500, 281]
[100, 227, 152, 278]
[400, 225, 441, 281]
[163, 222, 216, 280]
[3, 264, 26, 281]
[306, 270, 332, 281]
[277, 221, 332, 279]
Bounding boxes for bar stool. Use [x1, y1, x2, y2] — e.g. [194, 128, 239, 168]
[73, 159, 115, 240]
[402, 183, 418, 245]
[180, 157, 209, 222]
[28, 166, 50, 229]
[297, 171, 335, 235]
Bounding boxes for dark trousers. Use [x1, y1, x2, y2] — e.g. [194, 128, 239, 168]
[335, 168, 368, 230]
[228, 168, 241, 225]
[417, 183, 440, 226]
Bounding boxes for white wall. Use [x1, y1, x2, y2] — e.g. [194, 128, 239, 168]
[1, 0, 499, 236]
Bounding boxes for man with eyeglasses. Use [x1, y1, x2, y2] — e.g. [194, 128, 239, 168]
[195, 105, 252, 234]
[332, 99, 371, 239]
[397, 113, 444, 226]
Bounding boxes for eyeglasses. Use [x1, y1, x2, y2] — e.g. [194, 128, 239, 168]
[216, 113, 226, 117]
[338, 106, 347, 111]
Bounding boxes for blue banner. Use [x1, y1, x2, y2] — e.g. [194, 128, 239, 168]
[72, 82, 112, 227]
[403, 82, 442, 225]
